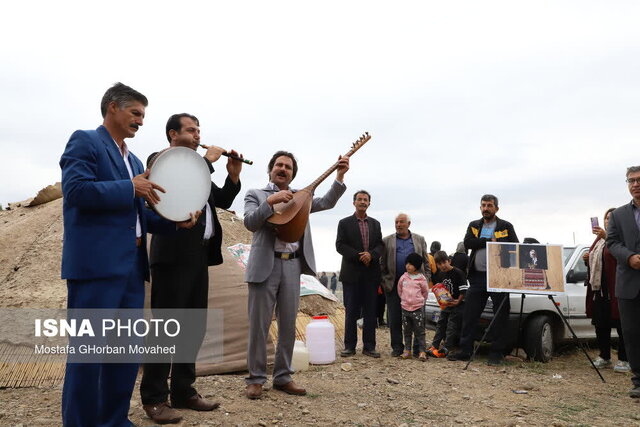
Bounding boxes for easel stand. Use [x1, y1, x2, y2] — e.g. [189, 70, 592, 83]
[548, 294, 605, 383]
[514, 294, 526, 357]
[463, 293, 606, 382]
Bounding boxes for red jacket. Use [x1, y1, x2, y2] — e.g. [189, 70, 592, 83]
[585, 237, 620, 320]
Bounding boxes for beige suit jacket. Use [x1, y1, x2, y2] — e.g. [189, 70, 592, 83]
[381, 231, 431, 293]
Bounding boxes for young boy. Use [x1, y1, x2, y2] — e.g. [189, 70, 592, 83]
[427, 250, 469, 358]
[397, 253, 430, 361]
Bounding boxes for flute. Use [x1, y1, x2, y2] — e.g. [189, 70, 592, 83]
[198, 143, 254, 165]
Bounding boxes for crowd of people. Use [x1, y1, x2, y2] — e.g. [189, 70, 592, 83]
[327, 181, 640, 407]
[334, 192, 517, 367]
[58, 82, 640, 426]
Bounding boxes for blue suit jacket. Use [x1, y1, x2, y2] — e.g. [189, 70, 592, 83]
[60, 125, 171, 282]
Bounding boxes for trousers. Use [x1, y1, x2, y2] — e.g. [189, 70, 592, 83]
[343, 276, 378, 352]
[62, 247, 145, 427]
[402, 308, 426, 353]
[458, 272, 510, 356]
[246, 258, 301, 385]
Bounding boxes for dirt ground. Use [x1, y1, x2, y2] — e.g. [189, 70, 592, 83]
[1, 197, 639, 426]
[1, 328, 638, 427]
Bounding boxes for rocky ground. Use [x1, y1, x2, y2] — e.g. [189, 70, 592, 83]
[1, 327, 638, 427]
[1, 198, 639, 426]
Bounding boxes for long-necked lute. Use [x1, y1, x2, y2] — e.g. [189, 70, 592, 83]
[267, 132, 372, 242]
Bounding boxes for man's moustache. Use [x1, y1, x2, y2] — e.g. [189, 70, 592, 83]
[130, 124, 139, 130]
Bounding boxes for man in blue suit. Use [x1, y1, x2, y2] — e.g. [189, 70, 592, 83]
[59, 82, 197, 426]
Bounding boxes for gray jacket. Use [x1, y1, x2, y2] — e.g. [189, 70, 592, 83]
[381, 232, 430, 293]
[243, 180, 346, 283]
[606, 201, 640, 299]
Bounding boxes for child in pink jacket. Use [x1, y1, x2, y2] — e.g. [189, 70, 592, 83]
[397, 252, 430, 361]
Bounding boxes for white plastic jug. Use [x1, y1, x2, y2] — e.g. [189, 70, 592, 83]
[305, 315, 336, 364]
[292, 340, 309, 372]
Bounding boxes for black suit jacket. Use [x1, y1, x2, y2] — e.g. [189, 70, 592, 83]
[147, 153, 241, 267]
[336, 214, 384, 283]
[606, 201, 640, 299]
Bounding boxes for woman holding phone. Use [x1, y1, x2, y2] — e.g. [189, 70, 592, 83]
[583, 208, 629, 372]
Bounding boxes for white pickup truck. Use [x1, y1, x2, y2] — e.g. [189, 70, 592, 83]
[424, 245, 602, 362]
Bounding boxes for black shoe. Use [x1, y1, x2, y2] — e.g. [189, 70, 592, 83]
[447, 351, 471, 361]
[340, 349, 356, 357]
[630, 386, 640, 399]
[363, 349, 381, 358]
[486, 353, 504, 366]
[391, 350, 403, 357]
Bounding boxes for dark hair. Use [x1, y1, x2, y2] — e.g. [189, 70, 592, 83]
[268, 151, 298, 179]
[604, 207, 616, 221]
[100, 82, 148, 118]
[434, 250, 449, 264]
[166, 113, 199, 143]
[626, 166, 640, 177]
[523, 237, 540, 244]
[430, 241, 441, 253]
[353, 190, 371, 202]
[405, 252, 424, 270]
[481, 194, 499, 207]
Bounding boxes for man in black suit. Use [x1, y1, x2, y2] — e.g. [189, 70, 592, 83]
[606, 165, 640, 399]
[140, 113, 242, 423]
[336, 190, 384, 358]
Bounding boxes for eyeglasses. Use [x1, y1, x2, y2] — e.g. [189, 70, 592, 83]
[626, 178, 640, 185]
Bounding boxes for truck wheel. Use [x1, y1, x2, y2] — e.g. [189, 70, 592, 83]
[525, 314, 554, 362]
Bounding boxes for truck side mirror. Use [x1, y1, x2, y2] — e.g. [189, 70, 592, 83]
[566, 269, 587, 283]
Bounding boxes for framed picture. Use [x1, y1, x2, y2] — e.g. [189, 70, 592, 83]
[486, 242, 565, 294]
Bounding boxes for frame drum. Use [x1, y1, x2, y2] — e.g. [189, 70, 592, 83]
[148, 147, 211, 221]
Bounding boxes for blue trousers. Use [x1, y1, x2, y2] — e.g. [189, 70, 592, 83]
[62, 248, 145, 427]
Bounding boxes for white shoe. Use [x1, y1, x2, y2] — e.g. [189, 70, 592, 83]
[614, 360, 631, 373]
[592, 357, 611, 368]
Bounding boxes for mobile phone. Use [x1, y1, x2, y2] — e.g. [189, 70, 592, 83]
[590, 217, 599, 228]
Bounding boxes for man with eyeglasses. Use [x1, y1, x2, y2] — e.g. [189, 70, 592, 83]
[606, 166, 640, 399]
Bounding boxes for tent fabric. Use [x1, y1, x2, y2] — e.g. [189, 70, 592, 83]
[195, 246, 275, 375]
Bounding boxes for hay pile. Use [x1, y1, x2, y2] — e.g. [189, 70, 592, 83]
[0, 187, 253, 309]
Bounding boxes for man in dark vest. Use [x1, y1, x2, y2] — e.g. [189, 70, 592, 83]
[140, 113, 242, 424]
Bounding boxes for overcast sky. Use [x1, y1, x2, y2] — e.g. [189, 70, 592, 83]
[2, 1, 639, 271]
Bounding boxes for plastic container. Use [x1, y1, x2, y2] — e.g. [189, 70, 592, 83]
[305, 315, 336, 364]
[292, 340, 309, 372]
